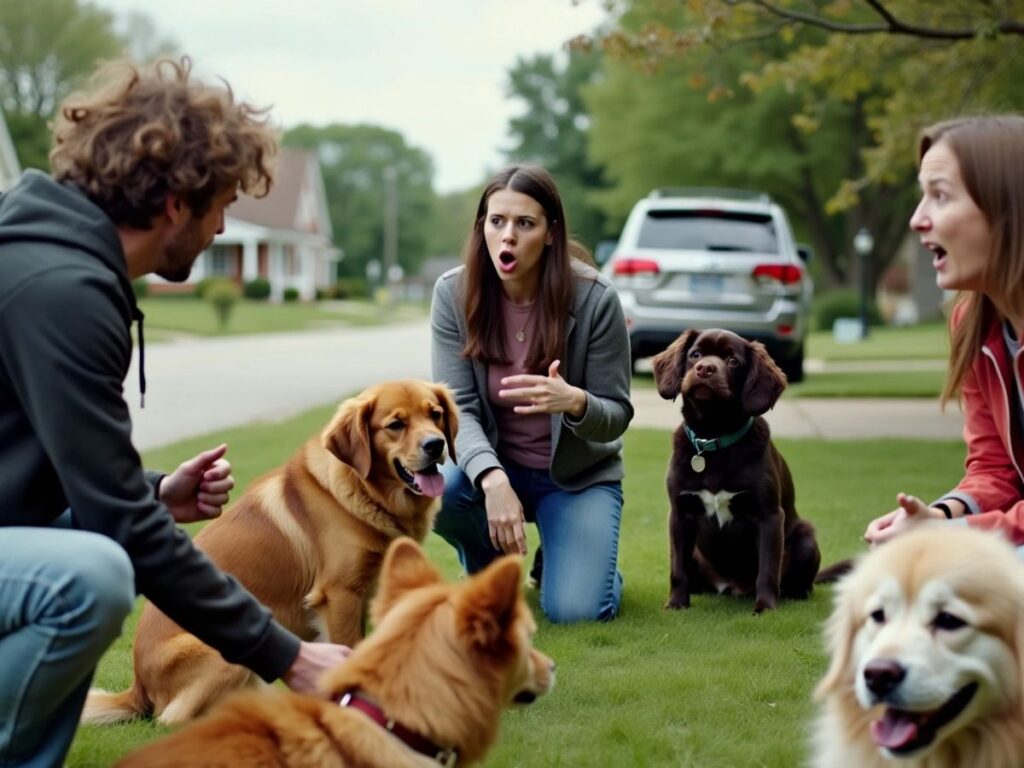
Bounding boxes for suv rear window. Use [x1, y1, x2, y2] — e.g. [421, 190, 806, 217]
[637, 210, 778, 254]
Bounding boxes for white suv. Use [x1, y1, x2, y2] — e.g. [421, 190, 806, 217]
[603, 188, 813, 381]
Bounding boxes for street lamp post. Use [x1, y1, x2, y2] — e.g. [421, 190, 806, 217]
[853, 227, 874, 340]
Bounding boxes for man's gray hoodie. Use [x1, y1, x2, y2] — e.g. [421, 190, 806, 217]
[0, 170, 299, 682]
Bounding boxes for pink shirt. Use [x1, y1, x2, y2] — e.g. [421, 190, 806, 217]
[487, 298, 551, 469]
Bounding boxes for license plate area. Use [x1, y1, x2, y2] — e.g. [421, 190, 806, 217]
[688, 274, 724, 294]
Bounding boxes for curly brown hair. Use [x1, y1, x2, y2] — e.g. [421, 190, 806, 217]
[50, 56, 278, 229]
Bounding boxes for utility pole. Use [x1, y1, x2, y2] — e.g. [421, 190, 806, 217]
[382, 166, 398, 305]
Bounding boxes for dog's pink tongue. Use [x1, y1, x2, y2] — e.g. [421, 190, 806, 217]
[414, 471, 445, 498]
[871, 711, 920, 751]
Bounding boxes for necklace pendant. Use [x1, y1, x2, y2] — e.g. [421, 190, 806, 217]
[516, 330, 526, 342]
[690, 454, 706, 473]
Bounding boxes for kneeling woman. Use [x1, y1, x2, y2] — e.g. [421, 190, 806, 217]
[430, 165, 633, 623]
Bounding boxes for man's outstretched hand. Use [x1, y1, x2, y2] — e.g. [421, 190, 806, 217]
[281, 641, 353, 694]
[159, 443, 235, 524]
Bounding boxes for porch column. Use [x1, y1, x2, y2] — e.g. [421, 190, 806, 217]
[242, 239, 259, 281]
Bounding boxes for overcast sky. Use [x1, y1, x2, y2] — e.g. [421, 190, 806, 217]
[94, 0, 610, 193]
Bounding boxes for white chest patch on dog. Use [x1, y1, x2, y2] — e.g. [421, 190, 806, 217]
[682, 490, 743, 527]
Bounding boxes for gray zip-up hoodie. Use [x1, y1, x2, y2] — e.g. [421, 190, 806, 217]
[431, 260, 634, 491]
[0, 170, 299, 682]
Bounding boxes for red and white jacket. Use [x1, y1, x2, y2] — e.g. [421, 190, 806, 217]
[942, 311, 1024, 545]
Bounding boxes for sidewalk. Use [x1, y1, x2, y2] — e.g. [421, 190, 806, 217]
[629, 387, 964, 440]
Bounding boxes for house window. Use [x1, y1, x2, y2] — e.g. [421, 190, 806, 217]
[208, 245, 234, 277]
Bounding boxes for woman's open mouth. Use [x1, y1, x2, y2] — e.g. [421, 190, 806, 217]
[498, 250, 517, 273]
[925, 242, 948, 271]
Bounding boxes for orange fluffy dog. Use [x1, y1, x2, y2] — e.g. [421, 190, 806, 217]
[812, 525, 1024, 768]
[116, 537, 555, 767]
[84, 380, 458, 726]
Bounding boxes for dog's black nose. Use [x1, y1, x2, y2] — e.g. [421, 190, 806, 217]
[421, 436, 445, 460]
[695, 361, 717, 378]
[863, 659, 906, 698]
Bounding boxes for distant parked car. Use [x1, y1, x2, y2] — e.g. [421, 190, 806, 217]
[603, 187, 813, 381]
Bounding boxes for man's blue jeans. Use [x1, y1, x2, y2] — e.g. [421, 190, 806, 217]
[433, 458, 623, 623]
[0, 518, 134, 768]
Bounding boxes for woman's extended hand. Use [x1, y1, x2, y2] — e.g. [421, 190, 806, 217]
[480, 469, 528, 555]
[864, 492, 944, 545]
[499, 360, 587, 418]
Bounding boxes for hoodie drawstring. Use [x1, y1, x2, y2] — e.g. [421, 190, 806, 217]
[133, 306, 146, 408]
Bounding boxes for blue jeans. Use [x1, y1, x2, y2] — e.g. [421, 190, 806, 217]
[433, 459, 623, 623]
[0, 514, 135, 768]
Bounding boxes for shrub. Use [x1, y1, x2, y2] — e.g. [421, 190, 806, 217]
[282, 286, 300, 303]
[131, 278, 149, 299]
[203, 278, 242, 330]
[193, 277, 217, 300]
[243, 277, 271, 301]
[333, 277, 369, 300]
[813, 289, 884, 331]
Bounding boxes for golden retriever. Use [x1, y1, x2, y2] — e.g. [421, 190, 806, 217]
[115, 537, 555, 767]
[812, 525, 1024, 767]
[84, 379, 458, 726]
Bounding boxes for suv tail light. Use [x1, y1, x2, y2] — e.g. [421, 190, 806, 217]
[752, 264, 802, 285]
[612, 258, 660, 276]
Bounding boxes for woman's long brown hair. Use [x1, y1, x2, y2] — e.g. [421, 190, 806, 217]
[917, 116, 1024, 405]
[460, 165, 592, 372]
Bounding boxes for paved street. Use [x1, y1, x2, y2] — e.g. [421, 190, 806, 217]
[127, 317, 964, 451]
[129, 320, 431, 450]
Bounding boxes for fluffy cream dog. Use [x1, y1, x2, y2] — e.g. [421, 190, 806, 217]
[812, 525, 1024, 767]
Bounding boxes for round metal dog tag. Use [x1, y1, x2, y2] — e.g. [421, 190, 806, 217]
[690, 454, 706, 473]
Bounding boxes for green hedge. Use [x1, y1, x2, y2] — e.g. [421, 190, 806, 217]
[813, 289, 884, 331]
[243, 277, 271, 300]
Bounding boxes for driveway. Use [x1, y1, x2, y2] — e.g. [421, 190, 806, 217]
[128, 318, 964, 450]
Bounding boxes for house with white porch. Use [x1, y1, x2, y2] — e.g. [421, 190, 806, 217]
[148, 148, 340, 300]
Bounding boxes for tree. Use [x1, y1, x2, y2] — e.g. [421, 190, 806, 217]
[579, 0, 1024, 287]
[116, 11, 178, 63]
[0, 0, 125, 170]
[284, 124, 436, 281]
[427, 186, 478, 259]
[504, 49, 613, 250]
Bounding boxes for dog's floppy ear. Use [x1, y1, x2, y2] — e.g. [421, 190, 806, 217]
[322, 395, 375, 478]
[651, 329, 700, 401]
[457, 555, 522, 655]
[814, 576, 859, 701]
[433, 383, 459, 463]
[741, 341, 787, 416]
[371, 537, 443, 624]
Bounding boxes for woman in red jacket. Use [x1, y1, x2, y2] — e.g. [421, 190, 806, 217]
[865, 115, 1024, 549]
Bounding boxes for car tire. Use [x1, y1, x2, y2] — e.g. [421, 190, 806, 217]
[780, 346, 805, 384]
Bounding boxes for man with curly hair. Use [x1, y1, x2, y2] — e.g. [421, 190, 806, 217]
[0, 57, 349, 767]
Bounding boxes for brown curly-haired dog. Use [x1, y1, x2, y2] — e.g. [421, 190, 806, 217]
[653, 328, 820, 614]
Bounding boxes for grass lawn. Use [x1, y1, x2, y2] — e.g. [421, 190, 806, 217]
[630, 322, 951, 398]
[69, 409, 965, 767]
[787, 369, 947, 398]
[806, 322, 948, 362]
[633, 369, 947, 399]
[137, 297, 427, 337]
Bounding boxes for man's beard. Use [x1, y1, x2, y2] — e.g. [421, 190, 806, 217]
[157, 229, 212, 283]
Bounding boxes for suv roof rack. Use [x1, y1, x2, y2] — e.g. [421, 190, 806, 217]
[648, 187, 773, 204]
